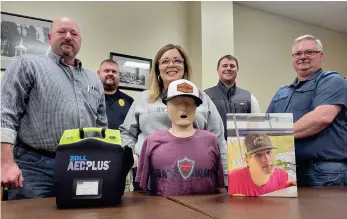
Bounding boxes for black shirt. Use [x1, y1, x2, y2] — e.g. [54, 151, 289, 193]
[105, 90, 134, 130]
[217, 81, 237, 112]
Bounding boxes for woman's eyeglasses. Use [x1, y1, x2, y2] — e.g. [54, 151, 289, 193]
[158, 58, 184, 66]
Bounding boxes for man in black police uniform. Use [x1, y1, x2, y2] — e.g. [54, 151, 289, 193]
[97, 59, 134, 130]
[97, 59, 137, 191]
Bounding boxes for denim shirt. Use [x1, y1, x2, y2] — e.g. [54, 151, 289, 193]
[267, 68, 347, 162]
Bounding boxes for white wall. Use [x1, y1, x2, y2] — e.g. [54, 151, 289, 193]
[200, 1, 235, 90]
[233, 4, 347, 112]
[2, 2, 347, 106]
[187, 1, 202, 89]
[187, 1, 235, 90]
[1, 1, 189, 98]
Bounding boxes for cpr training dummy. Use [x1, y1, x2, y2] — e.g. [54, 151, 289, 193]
[228, 133, 296, 197]
[135, 79, 225, 196]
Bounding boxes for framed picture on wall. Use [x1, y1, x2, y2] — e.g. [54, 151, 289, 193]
[110, 52, 152, 91]
[1, 12, 52, 71]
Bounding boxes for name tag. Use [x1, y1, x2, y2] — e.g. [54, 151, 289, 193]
[75, 180, 99, 196]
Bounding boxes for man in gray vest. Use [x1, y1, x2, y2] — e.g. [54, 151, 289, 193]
[205, 55, 260, 140]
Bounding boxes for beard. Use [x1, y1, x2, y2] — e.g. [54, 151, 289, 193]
[62, 50, 74, 57]
[103, 78, 118, 91]
[104, 84, 117, 91]
[60, 43, 75, 57]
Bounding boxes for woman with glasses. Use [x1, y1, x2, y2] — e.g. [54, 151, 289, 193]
[119, 44, 227, 190]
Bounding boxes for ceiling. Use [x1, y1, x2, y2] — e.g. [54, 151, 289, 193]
[236, 1, 347, 34]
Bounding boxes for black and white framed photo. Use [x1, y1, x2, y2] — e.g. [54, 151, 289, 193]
[110, 52, 152, 91]
[1, 12, 52, 71]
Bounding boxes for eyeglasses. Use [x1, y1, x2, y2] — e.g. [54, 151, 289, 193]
[292, 50, 321, 58]
[158, 58, 184, 66]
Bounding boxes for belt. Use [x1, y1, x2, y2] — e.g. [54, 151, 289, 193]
[17, 141, 56, 159]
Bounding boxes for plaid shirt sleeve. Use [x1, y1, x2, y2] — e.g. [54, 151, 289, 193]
[1, 56, 35, 144]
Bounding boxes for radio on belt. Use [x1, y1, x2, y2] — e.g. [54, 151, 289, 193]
[53, 127, 133, 209]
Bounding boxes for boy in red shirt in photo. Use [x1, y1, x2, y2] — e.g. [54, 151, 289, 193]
[228, 133, 296, 196]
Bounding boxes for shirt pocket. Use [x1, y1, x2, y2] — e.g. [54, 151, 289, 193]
[87, 85, 101, 114]
[232, 100, 249, 113]
[272, 92, 289, 111]
[292, 84, 315, 111]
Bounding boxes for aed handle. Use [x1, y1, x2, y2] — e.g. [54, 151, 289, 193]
[79, 127, 106, 139]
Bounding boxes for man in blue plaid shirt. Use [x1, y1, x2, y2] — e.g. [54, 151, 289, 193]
[1, 17, 107, 200]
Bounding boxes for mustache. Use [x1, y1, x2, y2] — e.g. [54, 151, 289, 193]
[105, 75, 114, 80]
[297, 60, 310, 64]
[61, 41, 73, 47]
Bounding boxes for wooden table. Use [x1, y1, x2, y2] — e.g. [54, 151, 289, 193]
[1, 191, 210, 219]
[168, 187, 347, 219]
[3, 188, 347, 218]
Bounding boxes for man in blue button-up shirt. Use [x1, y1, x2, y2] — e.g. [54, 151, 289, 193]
[267, 35, 347, 187]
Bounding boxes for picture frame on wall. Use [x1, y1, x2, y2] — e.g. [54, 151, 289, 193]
[110, 52, 152, 91]
[1, 12, 52, 71]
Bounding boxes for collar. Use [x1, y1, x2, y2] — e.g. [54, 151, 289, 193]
[217, 80, 236, 95]
[290, 68, 323, 86]
[47, 51, 82, 69]
[105, 88, 122, 97]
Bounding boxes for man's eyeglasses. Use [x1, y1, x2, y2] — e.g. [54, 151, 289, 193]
[292, 50, 321, 58]
[158, 58, 184, 66]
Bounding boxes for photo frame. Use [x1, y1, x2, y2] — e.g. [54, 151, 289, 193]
[110, 52, 152, 91]
[227, 113, 298, 198]
[1, 12, 53, 71]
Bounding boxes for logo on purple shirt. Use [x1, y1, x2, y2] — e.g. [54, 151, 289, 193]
[177, 157, 195, 180]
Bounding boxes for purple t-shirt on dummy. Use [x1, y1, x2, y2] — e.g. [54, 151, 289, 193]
[135, 129, 225, 197]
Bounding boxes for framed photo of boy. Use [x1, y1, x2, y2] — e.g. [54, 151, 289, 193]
[110, 52, 152, 91]
[227, 113, 298, 198]
[1, 12, 52, 71]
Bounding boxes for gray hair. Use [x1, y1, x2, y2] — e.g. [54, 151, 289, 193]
[292, 35, 323, 53]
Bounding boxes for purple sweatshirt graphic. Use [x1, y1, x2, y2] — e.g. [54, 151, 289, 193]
[135, 129, 224, 196]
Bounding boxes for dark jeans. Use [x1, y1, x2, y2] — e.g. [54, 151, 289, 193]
[7, 147, 55, 200]
[297, 161, 347, 187]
